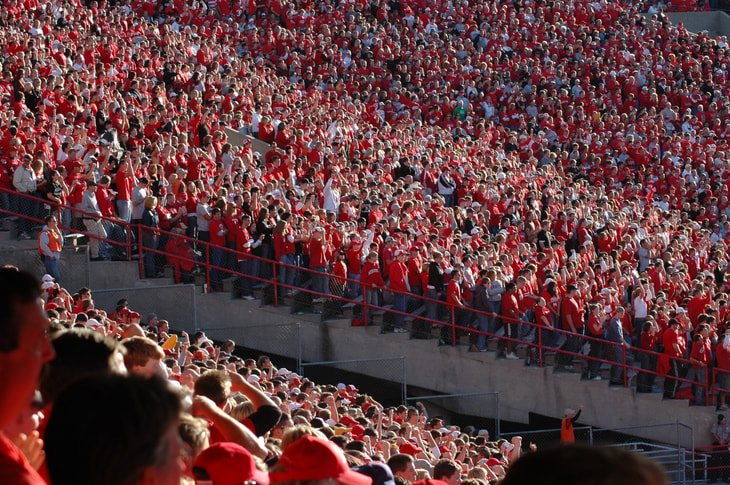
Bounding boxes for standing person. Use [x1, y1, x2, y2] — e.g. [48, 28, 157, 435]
[711, 414, 730, 483]
[606, 307, 631, 386]
[689, 324, 714, 406]
[0, 268, 55, 485]
[557, 284, 585, 371]
[38, 214, 63, 283]
[309, 227, 330, 302]
[637, 319, 660, 393]
[471, 277, 491, 352]
[498, 282, 520, 359]
[114, 157, 135, 223]
[12, 155, 39, 239]
[235, 214, 262, 300]
[273, 219, 297, 296]
[585, 304, 606, 381]
[486, 268, 504, 334]
[361, 251, 385, 327]
[131, 177, 150, 244]
[426, 251, 445, 327]
[389, 249, 410, 334]
[560, 405, 583, 444]
[442, 268, 469, 345]
[663, 319, 688, 399]
[141, 196, 161, 278]
[81, 181, 108, 261]
[209, 207, 228, 292]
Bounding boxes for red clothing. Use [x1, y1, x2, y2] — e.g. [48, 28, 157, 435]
[690, 337, 711, 370]
[115, 170, 133, 201]
[210, 219, 227, 247]
[0, 433, 47, 485]
[561, 296, 584, 330]
[389, 260, 409, 293]
[447, 279, 463, 306]
[309, 238, 327, 267]
[360, 260, 385, 287]
[501, 292, 519, 321]
[273, 232, 295, 259]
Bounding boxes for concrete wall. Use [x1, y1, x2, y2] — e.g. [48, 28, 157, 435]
[92, 284, 198, 333]
[0, 242, 90, 292]
[646, 11, 730, 38]
[198, 304, 715, 446]
[225, 128, 272, 157]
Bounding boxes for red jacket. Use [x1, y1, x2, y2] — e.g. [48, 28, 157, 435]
[389, 260, 409, 293]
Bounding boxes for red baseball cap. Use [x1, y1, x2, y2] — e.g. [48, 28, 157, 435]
[269, 436, 372, 485]
[398, 442, 423, 456]
[194, 442, 270, 485]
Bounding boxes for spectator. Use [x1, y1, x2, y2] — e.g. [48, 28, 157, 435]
[0, 268, 54, 485]
[560, 405, 583, 444]
[45, 374, 183, 485]
[38, 215, 63, 283]
[80, 181, 107, 261]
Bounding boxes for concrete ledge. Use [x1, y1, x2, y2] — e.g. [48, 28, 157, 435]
[92, 284, 198, 333]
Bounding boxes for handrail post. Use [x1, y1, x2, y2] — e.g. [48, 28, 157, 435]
[138, 223, 144, 278]
[273, 262, 278, 307]
[623, 342, 627, 387]
[126, 219, 132, 262]
[205, 242, 211, 293]
[451, 305, 456, 346]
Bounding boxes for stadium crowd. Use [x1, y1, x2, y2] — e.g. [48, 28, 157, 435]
[3, 266, 570, 485]
[2, 0, 730, 401]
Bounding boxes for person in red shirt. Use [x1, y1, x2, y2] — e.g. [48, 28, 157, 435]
[309, 227, 329, 302]
[209, 207, 228, 292]
[360, 251, 385, 326]
[388, 250, 410, 333]
[637, 318, 660, 393]
[235, 214, 262, 300]
[586, 303, 607, 380]
[499, 281, 520, 359]
[442, 268, 470, 346]
[115, 158, 135, 222]
[689, 324, 714, 406]
[663, 319, 688, 399]
[716, 328, 730, 410]
[557, 284, 585, 370]
[0, 269, 54, 485]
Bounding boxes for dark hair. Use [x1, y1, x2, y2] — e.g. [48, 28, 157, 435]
[0, 268, 41, 352]
[41, 328, 126, 403]
[501, 445, 668, 485]
[46, 375, 181, 485]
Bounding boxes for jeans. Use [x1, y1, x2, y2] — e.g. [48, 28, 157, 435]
[365, 287, 379, 325]
[117, 200, 132, 222]
[279, 253, 298, 293]
[142, 235, 158, 277]
[210, 247, 225, 289]
[311, 266, 328, 297]
[236, 258, 254, 297]
[42, 255, 61, 283]
[393, 292, 407, 329]
[426, 288, 441, 325]
[475, 311, 490, 350]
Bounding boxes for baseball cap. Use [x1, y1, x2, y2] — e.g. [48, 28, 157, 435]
[353, 462, 395, 485]
[194, 442, 270, 485]
[269, 436, 372, 485]
[398, 442, 423, 455]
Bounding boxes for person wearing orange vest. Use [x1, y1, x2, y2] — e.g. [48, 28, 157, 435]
[560, 404, 583, 443]
[38, 214, 64, 282]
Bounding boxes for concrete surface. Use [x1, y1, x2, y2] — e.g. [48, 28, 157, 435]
[646, 11, 730, 38]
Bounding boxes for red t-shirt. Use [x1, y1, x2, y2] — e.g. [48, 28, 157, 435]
[115, 170, 133, 201]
